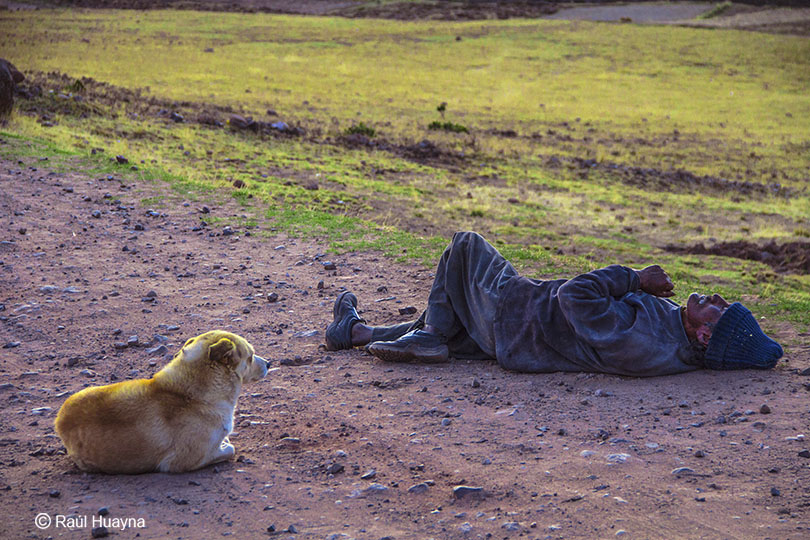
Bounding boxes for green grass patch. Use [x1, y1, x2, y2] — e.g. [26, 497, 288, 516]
[428, 121, 469, 133]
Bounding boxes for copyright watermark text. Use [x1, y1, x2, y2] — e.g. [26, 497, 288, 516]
[35, 512, 146, 531]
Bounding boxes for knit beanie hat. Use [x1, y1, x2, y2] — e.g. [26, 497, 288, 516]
[704, 302, 783, 370]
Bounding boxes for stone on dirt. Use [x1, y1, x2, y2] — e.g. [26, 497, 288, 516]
[453, 485, 484, 500]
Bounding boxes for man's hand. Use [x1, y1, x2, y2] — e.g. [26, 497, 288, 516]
[636, 265, 674, 297]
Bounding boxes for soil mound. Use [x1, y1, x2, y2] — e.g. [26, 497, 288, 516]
[665, 239, 810, 275]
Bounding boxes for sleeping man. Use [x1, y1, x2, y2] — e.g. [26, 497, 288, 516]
[325, 232, 782, 376]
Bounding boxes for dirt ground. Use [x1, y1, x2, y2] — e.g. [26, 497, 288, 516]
[1, 143, 810, 539]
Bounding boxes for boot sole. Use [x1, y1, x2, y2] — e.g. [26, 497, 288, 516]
[367, 342, 449, 363]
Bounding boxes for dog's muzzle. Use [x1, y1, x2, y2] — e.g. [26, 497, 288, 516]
[254, 355, 269, 377]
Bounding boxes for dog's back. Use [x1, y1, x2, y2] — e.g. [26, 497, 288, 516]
[55, 379, 176, 473]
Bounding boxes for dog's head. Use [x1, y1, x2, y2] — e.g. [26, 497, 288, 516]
[180, 330, 268, 383]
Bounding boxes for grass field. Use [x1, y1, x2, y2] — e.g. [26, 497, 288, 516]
[1, 8, 809, 334]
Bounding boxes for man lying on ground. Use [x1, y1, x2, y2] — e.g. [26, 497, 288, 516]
[325, 231, 782, 376]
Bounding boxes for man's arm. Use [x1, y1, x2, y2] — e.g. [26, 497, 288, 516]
[556, 264, 674, 349]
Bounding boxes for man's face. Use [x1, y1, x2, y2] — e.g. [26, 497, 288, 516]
[685, 293, 730, 330]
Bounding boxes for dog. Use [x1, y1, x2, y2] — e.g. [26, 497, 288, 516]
[55, 330, 268, 474]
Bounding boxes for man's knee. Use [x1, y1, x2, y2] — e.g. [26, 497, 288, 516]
[451, 231, 487, 250]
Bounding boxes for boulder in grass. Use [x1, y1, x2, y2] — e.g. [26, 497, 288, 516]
[0, 58, 24, 122]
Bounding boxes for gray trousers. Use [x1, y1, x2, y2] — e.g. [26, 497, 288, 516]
[370, 232, 517, 360]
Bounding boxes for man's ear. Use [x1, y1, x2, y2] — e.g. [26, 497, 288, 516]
[209, 337, 236, 365]
[696, 324, 713, 347]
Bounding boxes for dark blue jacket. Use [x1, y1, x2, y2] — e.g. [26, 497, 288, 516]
[494, 265, 702, 376]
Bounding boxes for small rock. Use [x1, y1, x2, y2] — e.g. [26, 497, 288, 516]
[147, 344, 168, 356]
[80, 369, 97, 378]
[115, 155, 129, 164]
[398, 306, 418, 316]
[694, 450, 705, 458]
[267, 292, 279, 303]
[287, 525, 298, 534]
[323, 261, 337, 271]
[49, 489, 60, 498]
[3, 341, 20, 349]
[798, 367, 810, 376]
[317, 280, 325, 290]
[671, 467, 695, 475]
[222, 226, 234, 236]
[771, 487, 781, 497]
[360, 469, 376, 480]
[408, 482, 429, 495]
[453, 485, 484, 500]
[170, 111, 184, 123]
[91, 526, 109, 538]
[127, 335, 139, 347]
[17, 227, 26, 235]
[98, 507, 109, 516]
[798, 450, 810, 458]
[760, 404, 771, 414]
[502, 522, 521, 532]
[91, 210, 101, 219]
[326, 463, 344, 475]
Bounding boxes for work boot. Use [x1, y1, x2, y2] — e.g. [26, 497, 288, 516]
[367, 329, 449, 363]
[325, 291, 365, 351]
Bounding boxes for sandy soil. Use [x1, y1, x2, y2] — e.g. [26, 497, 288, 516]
[1, 144, 810, 539]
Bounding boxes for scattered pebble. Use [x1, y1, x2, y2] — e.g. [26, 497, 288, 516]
[671, 467, 695, 475]
[453, 485, 485, 500]
[760, 404, 771, 414]
[408, 482, 429, 495]
[91, 526, 109, 538]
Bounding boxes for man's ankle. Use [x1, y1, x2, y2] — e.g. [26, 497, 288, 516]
[351, 323, 372, 346]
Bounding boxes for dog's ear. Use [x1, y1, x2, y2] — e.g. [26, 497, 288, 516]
[208, 337, 237, 366]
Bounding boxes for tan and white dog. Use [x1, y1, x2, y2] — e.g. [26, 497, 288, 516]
[55, 330, 268, 474]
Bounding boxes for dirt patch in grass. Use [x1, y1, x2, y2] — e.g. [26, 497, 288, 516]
[665, 239, 810, 275]
[547, 154, 800, 199]
[27, 0, 560, 18]
[340, 1, 558, 21]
